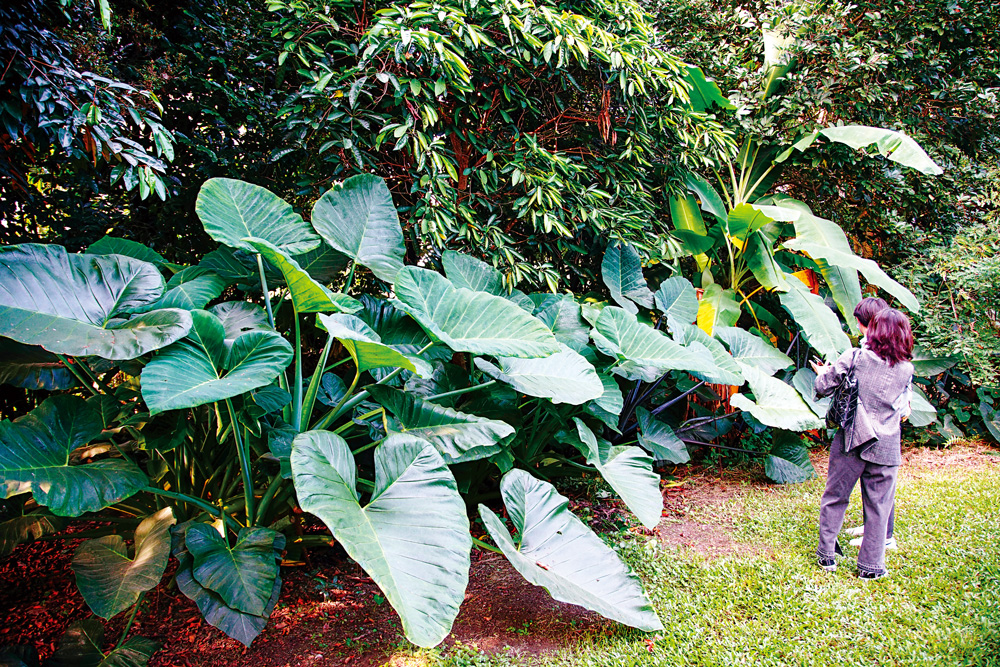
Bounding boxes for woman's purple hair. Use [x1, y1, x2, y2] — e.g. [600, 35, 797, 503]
[867, 308, 914, 366]
[853, 296, 889, 327]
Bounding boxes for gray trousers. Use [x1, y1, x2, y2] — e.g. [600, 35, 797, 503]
[817, 441, 898, 575]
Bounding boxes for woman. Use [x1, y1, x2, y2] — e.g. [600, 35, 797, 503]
[810, 308, 914, 579]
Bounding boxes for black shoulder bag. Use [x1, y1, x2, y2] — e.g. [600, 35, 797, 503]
[826, 350, 859, 430]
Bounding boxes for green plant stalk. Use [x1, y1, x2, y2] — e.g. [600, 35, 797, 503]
[314, 368, 360, 431]
[142, 486, 239, 531]
[425, 380, 497, 402]
[256, 253, 276, 330]
[224, 398, 255, 526]
[293, 313, 303, 430]
[301, 334, 333, 431]
[55, 353, 98, 396]
[255, 476, 285, 526]
[336, 408, 383, 435]
[471, 536, 502, 554]
[344, 260, 356, 294]
[75, 358, 116, 395]
[116, 592, 144, 649]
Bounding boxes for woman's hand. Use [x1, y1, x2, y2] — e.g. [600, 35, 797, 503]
[809, 358, 827, 374]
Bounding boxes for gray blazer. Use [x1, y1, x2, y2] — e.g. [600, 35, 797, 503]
[815, 348, 914, 466]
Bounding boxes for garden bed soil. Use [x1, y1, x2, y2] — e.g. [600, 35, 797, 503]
[2, 442, 996, 666]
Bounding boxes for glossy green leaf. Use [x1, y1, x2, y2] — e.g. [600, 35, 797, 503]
[654, 276, 699, 329]
[696, 284, 741, 336]
[911, 346, 959, 377]
[680, 64, 735, 111]
[744, 232, 790, 292]
[246, 238, 362, 314]
[141, 310, 293, 414]
[311, 174, 405, 282]
[0, 339, 76, 390]
[196, 178, 320, 255]
[910, 386, 939, 427]
[0, 244, 192, 360]
[208, 302, 271, 341]
[86, 237, 165, 266]
[366, 386, 513, 464]
[683, 171, 728, 222]
[715, 327, 792, 376]
[636, 407, 690, 464]
[529, 293, 591, 350]
[475, 344, 603, 405]
[791, 368, 830, 419]
[0, 395, 147, 516]
[292, 431, 471, 647]
[602, 242, 654, 314]
[670, 323, 744, 385]
[764, 431, 816, 484]
[778, 279, 851, 360]
[392, 267, 559, 358]
[72, 508, 176, 619]
[442, 251, 533, 312]
[730, 365, 824, 431]
[317, 313, 425, 375]
[148, 267, 227, 311]
[479, 470, 662, 631]
[187, 524, 283, 616]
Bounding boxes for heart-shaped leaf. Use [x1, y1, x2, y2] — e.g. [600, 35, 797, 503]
[0, 396, 147, 516]
[479, 470, 662, 631]
[86, 237, 166, 267]
[764, 430, 815, 484]
[72, 507, 176, 619]
[778, 279, 851, 360]
[141, 310, 293, 414]
[715, 327, 792, 376]
[246, 238, 362, 315]
[654, 276, 699, 329]
[602, 242, 654, 314]
[292, 431, 472, 647]
[636, 407, 690, 464]
[0, 245, 192, 359]
[730, 365, 824, 431]
[311, 174, 405, 282]
[208, 302, 271, 342]
[196, 178, 320, 255]
[367, 386, 513, 464]
[475, 344, 604, 405]
[317, 313, 424, 375]
[670, 323, 744, 385]
[186, 524, 283, 617]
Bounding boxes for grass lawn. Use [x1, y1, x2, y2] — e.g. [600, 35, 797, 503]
[404, 446, 1000, 667]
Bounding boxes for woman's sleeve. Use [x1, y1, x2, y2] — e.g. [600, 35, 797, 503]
[814, 348, 855, 397]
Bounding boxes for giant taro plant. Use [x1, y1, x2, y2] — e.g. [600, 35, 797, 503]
[0, 161, 935, 661]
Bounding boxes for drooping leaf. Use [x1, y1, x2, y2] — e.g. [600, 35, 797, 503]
[292, 431, 471, 647]
[636, 407, 690, 464]
[602, 242, 655, 314]
[778, 279, 851, 360]
[715, 327, 792, 376]
[479, 470, 662, 631]
[186, 524, 283, 617]
[208, 302, 271, 341]
[47, 620, 158, 667]
[366, 386, 512, 464]
[474, 345, 603, 405]
[593, 307, 717, 382]
[683, 171, 727, 222]
[744, 232, 790, 292]
[911, 346, 959, 377]
[670, 323, 744, 385]
[196, 178, 320, 255]
[0, 245, 192, 359]
[147, 267, 227, 311]
[72, 508, 176, 619]
[791, 368, 830, 419]
[680, 64, 735, 112]
[311, 174, 405, 282]
[0, 339, 76, 390]
[141, 310, 293, 414]
[529, 293, 591, 350]
[246, 238, 362, 314]
[391, 267, 559, 358]
[654, 276, 699, 329]
[0, 395, 147, 516]
[696, 284, 741, 336]
[86, 237, 165, 266]
[292, 243, 351, 283]
[0, 512, 64, 558]
[726, 203, 773, 242]
[818, 125, 944, 176]
[317, 314, 423, 375]
[730, 365, 824, 431]
[764, 431, 815, 484]
[909, 386, 939, 428]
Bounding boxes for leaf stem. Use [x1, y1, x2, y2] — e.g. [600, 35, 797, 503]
[302, 335, 333, 431]
[141, 486, 240, 531]
[224, 399, 255, 526]
[116, 592, 144, 649]
[293, 314, 303, 430]
[425, 380, 497, 402]
[256, 254, 276, 330]
[55, 354, 99, 396]
[471, 536, 503, 554]
[344, 261, 356, 295]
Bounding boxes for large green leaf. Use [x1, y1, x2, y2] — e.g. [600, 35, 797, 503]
[636, 407, 690, 464]
[366, 386, 513, 464]
[529, 293, 591, 350]
[730, 365, 824, 431]
[474, 344, 603, 405]
[479, 470, 662, 631]
[317, 313, 426, 376]
[86, 237, 166, 267]
[196, 178, 320, 255]
[442, 251, 533, 311]
[292, 431, 471, 648]
[208, 302, 271, 341]
[911, 346, 959, 377]
[147, 267, 227, 311]
[668, 193, 708, 236]
[246, 238, 362, 314]
[778, 279, 851, 360]
[186, 524, 283, 617]
[0, 339, 76, 390]
[683, 171, 728, 222]
[565, 419, 662, 529]
[0, 245, 192, 359]
[391, 267, 559, 358]
[791, 368, 830, 419]
[979, 399, 1000, 444]
[744, 231, 790, 292]
[0, 511, 64, 558]
[0, 396, 147, 516]
[696, 284, 741, 336]
[47, 619, 160, 667]
[172, 525, 283, 647]
[602, 242, 654, 314]
[141, 310, 293, 414]
[727, 203, 773, 242]
[72, 508, 176, 619]
[764, 431, 816, 484]
[311, 174, 405, 282]
[819, 126, 944, 176]
[715, 327, 792, 376]
[593, 307, 717, 382]
[654, 276, 699, 329]
[910, 386, 939, 428]
[356, 295, 448, 360]
[680, 64, 735, 112]
[670, 323, 744, 385]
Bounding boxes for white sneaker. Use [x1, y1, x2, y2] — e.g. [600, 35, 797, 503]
[845, 525, 865, 537]
[849, 536, 898, 549]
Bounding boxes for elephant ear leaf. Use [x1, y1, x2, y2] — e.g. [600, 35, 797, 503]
[141, 310, 293, 414]
[185, 524, 284, 617]
[730, 365, 824, 431]
[479, 469, 663, 631]
[311, 174, 405, 282]
[0, 338, 77, 391]
[474, 344, 604, 405]
[602, 241, 655, 314]
[245, 238, 361, 315]
[72, 508, 176, 619]
[292, 431, 472, 648]
[47, 620, 159, 667]
[764, 431, 816, 484]
[86, 237, 166, 267]
[636, 407, 690, 464]
[0, 244, 192, 360]
[0, 395, 147, 516]
[316, 313, 425, 375]
[196, 178, 320, 255]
